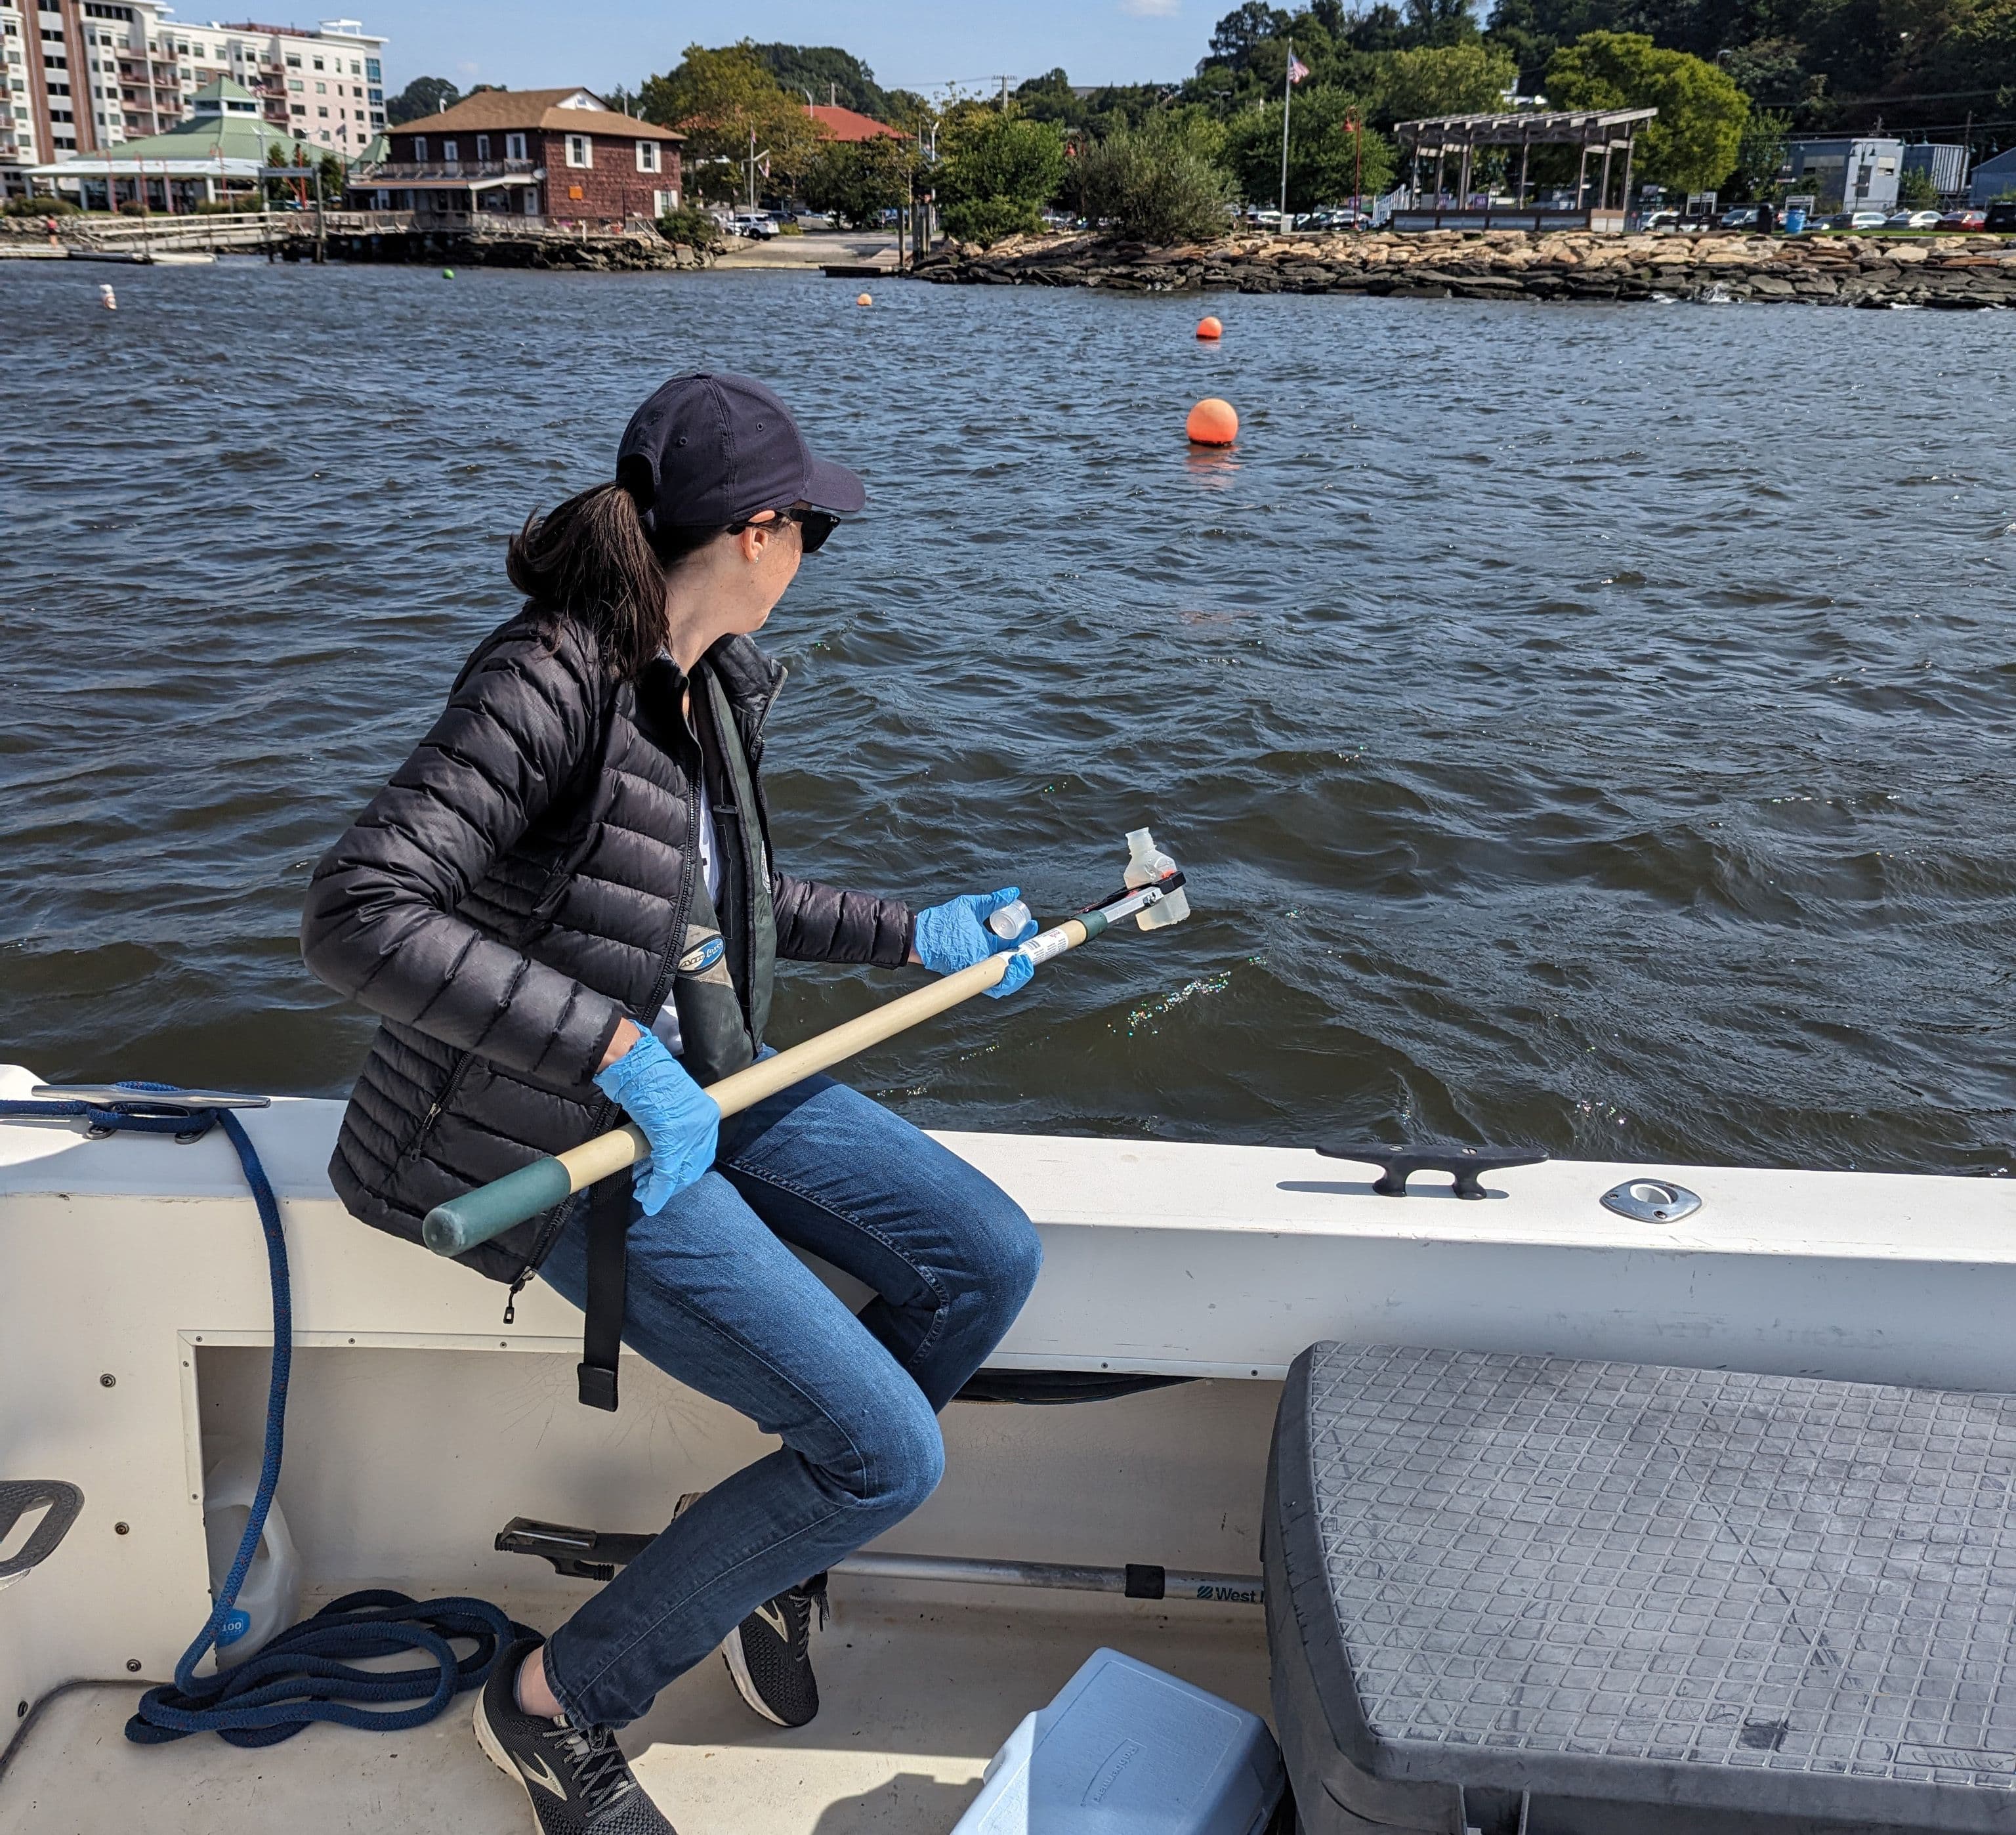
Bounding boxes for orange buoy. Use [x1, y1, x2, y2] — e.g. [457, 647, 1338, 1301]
[1196, 315, 1223, 340]
[856, 291, 872, 306]
[1186, 398, 1238, 446]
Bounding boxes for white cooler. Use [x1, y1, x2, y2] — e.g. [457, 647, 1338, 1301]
[951, 1648, 1284, 1835]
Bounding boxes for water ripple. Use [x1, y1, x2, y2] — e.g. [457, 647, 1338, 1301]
[2, 261, 2013, 1174]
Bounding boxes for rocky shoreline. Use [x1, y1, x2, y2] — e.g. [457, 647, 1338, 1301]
[0, 214, 716, 270]
[285, 224, 717, 270]
[912, 228, 2016, 309]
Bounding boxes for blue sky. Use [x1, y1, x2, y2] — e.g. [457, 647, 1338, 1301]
[379, 1, 1211, 100]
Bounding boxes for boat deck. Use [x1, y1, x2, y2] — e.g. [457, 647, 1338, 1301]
[0, 1589, 1268, 1834]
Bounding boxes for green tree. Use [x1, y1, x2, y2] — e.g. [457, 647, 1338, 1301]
[881, 89, 938, 135]
[800, 133, 917, 228]
[1545, 32, 1748, 191]
[1209, 3, 1296, 69]
[640, 42, 824, 205]
[1368, 41, 1516, 123]
[1074, 112, 1238, 242]
[749, 43, 891, 119]
[935, 108, 1068, 244]
[1896, 163, 1941, 206]
[385, 76, 459, 126]
[1732, 105, 1790, 198]
[1225, 87, 1396, 210]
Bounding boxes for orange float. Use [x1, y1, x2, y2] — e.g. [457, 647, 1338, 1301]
[856, 291, 873, 306]
[1196, 315, 1223, 340]
[1185, 398, 1238, 446]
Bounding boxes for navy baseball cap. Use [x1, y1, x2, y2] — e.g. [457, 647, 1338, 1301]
[617, 372, 865, 533]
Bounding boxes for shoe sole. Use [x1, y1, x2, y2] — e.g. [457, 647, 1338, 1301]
[719, 1631, 792, 1728]
[473, 1688, 548, 1830]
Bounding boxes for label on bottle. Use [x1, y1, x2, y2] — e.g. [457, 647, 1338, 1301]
[1017, 927, 1072, 967]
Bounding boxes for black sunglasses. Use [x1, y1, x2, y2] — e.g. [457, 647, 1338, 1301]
[731, 507, 839, 554]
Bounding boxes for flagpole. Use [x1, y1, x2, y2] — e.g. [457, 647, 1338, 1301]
[1278, 39, 1292, 222]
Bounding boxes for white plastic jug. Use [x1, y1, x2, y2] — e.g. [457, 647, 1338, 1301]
[201, 1443, 301, 1667]
[1125, 828, 1190, 931]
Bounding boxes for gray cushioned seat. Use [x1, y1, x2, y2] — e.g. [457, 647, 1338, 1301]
[1266, 1343, 2016, 1834]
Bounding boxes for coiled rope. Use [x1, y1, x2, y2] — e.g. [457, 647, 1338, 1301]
[0, 1083, 526, 1746]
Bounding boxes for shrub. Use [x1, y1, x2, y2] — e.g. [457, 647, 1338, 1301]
[1074, 114, 1236, 244]
[941, 194, 1046, 245]
[936, 109, 1066, 247]
[5, 194, 79, 217]
[657, 205, 723, 248]
[119, 200, 148, 217]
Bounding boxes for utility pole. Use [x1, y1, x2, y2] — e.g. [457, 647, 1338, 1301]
[996, 75, 1011, 112]
[1347, 110, 1362, 229]
[747, 125, 755, 210]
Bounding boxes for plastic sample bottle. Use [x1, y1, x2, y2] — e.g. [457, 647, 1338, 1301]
[987, 898, 1035, 941]
[1124, 828, 1189, 930]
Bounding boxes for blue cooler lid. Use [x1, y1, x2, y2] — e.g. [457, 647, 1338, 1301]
[954, 1648, 1283, 1835]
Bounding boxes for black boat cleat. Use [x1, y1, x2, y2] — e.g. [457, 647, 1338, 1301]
[475, 1634, 675, 1834]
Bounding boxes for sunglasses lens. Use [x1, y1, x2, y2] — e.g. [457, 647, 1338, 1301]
[799, 513, 837, 554]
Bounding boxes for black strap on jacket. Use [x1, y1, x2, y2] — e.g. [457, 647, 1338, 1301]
[577, 1167, 633, 1411]
[573, 664, 776, 1413]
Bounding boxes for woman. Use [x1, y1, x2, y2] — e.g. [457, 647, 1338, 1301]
[301, 372, 1043, 1835]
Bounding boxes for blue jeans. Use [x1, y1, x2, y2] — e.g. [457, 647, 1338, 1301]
[535, 1070, 1041, 1729]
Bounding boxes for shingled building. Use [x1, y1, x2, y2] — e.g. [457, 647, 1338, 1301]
[356, 87, 682, 226]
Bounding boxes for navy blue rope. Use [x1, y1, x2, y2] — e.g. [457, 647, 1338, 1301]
[0, 1083, 526, 1746]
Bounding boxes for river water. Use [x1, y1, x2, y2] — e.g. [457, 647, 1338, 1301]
[3, 260, 2013, 1176]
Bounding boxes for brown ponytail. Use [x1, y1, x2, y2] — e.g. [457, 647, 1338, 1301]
[506, 483, 724, 681]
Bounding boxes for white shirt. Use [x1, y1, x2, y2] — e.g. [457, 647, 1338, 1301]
[649, 771, 723, 1055]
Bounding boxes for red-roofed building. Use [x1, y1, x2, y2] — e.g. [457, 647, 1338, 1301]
[354, 87, 682, 226]
[807, 104, 904, 144]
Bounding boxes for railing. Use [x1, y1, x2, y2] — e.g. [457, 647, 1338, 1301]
[356, 159, 539, 182]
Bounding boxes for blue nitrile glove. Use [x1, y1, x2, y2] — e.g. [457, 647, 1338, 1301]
[592, 1028, 721, 1215]
[912, 887, 1039, 1000]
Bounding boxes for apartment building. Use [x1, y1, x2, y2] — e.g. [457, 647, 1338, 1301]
[0, 4, 384, 186]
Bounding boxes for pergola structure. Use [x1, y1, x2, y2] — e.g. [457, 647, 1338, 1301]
[1391, 107, 1658, 233]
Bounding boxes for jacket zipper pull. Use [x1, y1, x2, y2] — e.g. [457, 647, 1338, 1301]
[503, 1270, 531, 1326]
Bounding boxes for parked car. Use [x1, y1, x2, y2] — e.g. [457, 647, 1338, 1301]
[1717, 205, 1759, 228]
[1886, 209, 1943, 229]
[1937, 209, 1986, 230]
[1847, 209, 1890, 230]
[728, 212, 779, 239]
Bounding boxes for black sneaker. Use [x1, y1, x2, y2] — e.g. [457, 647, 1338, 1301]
[673, 1490, 826, 1729]
[474, 1634, 675, 1834]
[721, 1571, 828, 1728]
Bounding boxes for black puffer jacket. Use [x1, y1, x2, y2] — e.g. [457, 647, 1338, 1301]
[301, 607, 914, 1284]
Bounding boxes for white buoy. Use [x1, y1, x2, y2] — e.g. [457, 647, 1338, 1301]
[98, 282, 117, 311]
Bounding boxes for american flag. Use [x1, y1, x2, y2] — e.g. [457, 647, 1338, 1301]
[1287, 53, 1311, 83]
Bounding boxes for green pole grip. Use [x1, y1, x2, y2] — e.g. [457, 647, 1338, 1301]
[421, 1154, 574, 1258]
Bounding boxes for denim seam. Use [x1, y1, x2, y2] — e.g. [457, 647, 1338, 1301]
[722, 1156, 955, 1370]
